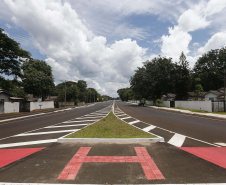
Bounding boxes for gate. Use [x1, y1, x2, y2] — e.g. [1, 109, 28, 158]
[212, 100, 225, 112]
[19, 102, 30, 112]
[170, 101, 175, 107]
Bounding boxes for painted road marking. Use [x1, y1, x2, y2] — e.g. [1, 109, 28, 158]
[0, 148, 45, 168]
[45, 124, 88, 128]
[78, 116, 104, 119]
[128, 120, 140, 125]
[179, 147, 226, 168]
[58, 147, 164, 180]
[0, 139, 57, 149]
[62, 120, 98, 123]
[121, 117, 131, 120]
[168, 133, 186, 147]
[215, 142, 226, 146]
[0, 113, 46, 123]
[15, 129, 79, 137]
[142, 125, 156, 132]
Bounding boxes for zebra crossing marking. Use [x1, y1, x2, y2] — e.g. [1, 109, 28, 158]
[168, 133, 186, 147]
[128, 120, 140, 125]
[142, 125, 156, 132]
[45, 124, 88, 128]
[15, 129, 79, 137]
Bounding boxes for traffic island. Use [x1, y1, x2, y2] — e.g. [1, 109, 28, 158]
[58, 112, 163, 143]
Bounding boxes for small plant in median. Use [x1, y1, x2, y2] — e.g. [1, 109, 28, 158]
[66, 112, 155, 138]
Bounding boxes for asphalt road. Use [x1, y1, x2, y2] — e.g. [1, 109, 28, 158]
[0, 100, 226, 184]
[0, 102, 112, 139]
[0, 101, 112, 148]
[116, 101, 226, 147]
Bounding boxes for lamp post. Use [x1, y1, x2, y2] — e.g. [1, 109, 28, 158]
[224, 69, 226, 112]
[64, 80, 66, 103]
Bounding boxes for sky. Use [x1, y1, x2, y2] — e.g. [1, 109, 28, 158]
[1, 0, 226, 97]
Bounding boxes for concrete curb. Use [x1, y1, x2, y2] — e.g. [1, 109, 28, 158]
[57, 137, 163, 144]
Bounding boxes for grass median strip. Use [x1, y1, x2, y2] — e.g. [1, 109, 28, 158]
[66, 112, 155, 138]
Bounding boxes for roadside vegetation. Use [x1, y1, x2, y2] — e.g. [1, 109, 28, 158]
[118, 48, 226, 102]
[66, 112, 155, 138]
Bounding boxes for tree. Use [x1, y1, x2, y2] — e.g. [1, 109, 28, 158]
[193, 47, 226, 91]
[77, 80, 87, 102]
[130, 57, 177, 100]
[87, 88, 100, 103]
[194, 78, 203, 100]
[22, 59, 54, 100]
[0, 28, 30, 86]
[117, 88, 134, 101]
[56, 81, 79, 102]
[175, 52, 190, 100]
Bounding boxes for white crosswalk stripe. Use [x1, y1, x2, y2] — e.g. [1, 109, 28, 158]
[121, 117, 131, 120]
[45, 124, 88, 128]
[15, 129, 79, 137]
[142, 125, 156, 132]
[128, 120, 140, 125]
[168, 133, 186, 147]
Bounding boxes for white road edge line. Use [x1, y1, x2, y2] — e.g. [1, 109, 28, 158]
[0, 139, 57, 149]
[0, 113, 46, 123]
[15, 129, 79, 137]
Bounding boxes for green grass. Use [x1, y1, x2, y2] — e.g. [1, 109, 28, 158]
[213, 112, 226, 115]
[66, 112, 155, 138]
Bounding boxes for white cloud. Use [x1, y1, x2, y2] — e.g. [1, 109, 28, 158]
[5, 0, 147, 97]
[178, 9, 210, 32]
[198, 32, 226, 54]
[161, 26, 192, 60]
[161, 0, 226, 64]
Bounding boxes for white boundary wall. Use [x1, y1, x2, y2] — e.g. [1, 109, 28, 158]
[4, 102, 19, 113]
[175, 101, 212, 112]
[156, 101, 170, 107]
[30, 101, 54, 111]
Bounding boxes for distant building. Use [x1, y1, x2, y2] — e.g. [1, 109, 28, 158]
[205, 90, 224, 101]
[187, 92, 206, 101]
[161, 93, 176, 101]
[0, 89, 23, 102]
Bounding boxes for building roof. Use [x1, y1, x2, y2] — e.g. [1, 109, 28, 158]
[0, 89, 13, 97]
[188, 92, 206, 97]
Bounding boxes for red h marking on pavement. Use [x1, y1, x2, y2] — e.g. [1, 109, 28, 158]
[58, 147, 164, 180]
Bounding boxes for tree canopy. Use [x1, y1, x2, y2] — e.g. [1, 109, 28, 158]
[193, 48, 226, 91]
[22, 59, 55, 100]
[0, 28, 30, 79]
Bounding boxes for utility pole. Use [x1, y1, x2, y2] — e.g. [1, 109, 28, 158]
[224, 69, 226, 112]
[65, 80, 66, 103]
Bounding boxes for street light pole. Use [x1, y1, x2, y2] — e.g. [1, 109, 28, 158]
[224, 69, 226, 112]
[64, 80, 66, 103]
